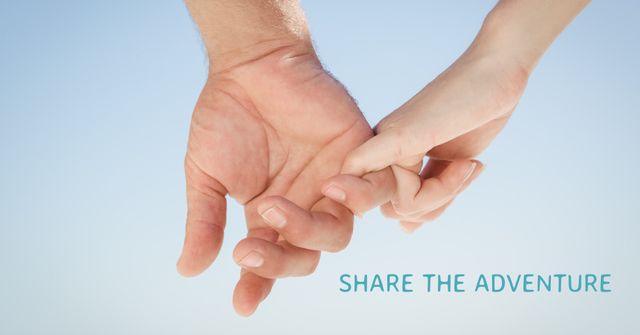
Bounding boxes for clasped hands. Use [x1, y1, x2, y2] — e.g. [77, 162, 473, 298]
[176, 36, 527, 315]
[175, 0, 588, 317]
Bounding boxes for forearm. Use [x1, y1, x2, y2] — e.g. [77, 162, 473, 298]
[470, 0, 590, 74]
[185, 0, 312, 71]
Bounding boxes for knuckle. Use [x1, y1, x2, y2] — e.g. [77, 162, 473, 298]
[274, 256, 289, 277]
[327, 224, 353, 253]
[286, 225, 311, 248]
[375, 116, 401, 135]
[355, 191, 374, 211]
[342, 152, 363, 175]
[372, 168, 396, 191]
[387, 129, 407, 160]
[386, 126, 422, 159]
[302, 252, 321, 276]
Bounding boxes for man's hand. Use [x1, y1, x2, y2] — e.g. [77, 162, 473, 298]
[177, 42, 371, 315]
[178, 0, 370, 316]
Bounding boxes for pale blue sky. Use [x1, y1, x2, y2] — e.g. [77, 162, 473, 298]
[1, 1, 638, 334]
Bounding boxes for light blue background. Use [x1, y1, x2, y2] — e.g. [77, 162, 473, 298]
[1, 1, 638, 334]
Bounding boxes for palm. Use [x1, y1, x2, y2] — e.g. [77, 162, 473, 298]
[180, 46, 371, 313]
[189, 50, 368, 212]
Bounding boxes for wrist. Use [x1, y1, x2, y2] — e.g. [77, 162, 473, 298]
[186, 0, 313, 72]
[460, 35, 531, 95]
[471, 0, 589, 75]
[207, 37, 315, 73]
[470, 4, 541, 76]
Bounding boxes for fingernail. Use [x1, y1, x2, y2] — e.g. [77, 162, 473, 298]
[391, 201, 400, 212]
[260, 206, 287, 229]
[453, 162, 478, 195]
[238, 251, 264, 268]
[462, 162, 477, 183]
[323, 185, 346, 202]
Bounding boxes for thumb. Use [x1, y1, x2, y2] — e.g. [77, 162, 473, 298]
[340, 127, 426, 176]
[177, 161, 228, 277]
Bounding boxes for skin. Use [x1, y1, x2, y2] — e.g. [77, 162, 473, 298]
[178, 0, 370, 316]
[321, 0, 591, 231]
[178, 0, 590, 316]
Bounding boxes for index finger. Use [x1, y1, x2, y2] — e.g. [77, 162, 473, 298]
[321, 168, 396, 216]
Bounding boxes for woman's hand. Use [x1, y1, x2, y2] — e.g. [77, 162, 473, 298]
[321, 50, 527, 231]
[320, 0, 589, 231]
